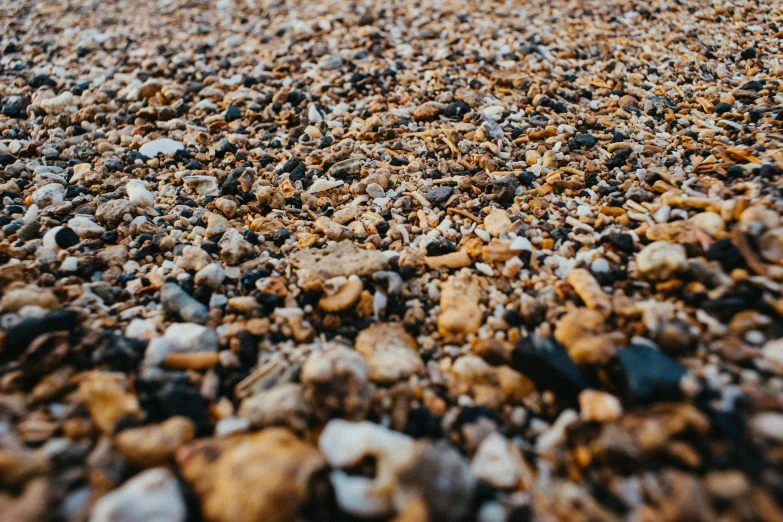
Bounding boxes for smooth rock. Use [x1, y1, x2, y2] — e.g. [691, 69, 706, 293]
[194, 263, 225, 289]
[511, 335, 590, 404]
[139, 138, 184, 157]
[160, 283, 210, 324]
[126, 179, 154, 208]
[616, 344, 687, 404]
[636, 241, 687, 281]
[89, 468, 186, 522]
[67, 216, 105, 239]
[355, 323, 424, 383]
[114, 417, 196, 468]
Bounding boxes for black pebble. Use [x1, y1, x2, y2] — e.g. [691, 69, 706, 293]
[616, 344, 687, 405]
[1, 310, 79, 363]
[155, 382, 211, 432]
[511, 335, 590, 404]
[725, 165, 744, 178]
[444, 101, 471, 119]
[714, 102, 732, 115]
[575, 133, 596, 148]
[55, 227, 80, 248]
[426, 186, 454, 203]
[273, 227, 290, 246]
[224, 105, 241, 122]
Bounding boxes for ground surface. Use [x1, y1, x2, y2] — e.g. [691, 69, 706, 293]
[1, 0, 783, 520]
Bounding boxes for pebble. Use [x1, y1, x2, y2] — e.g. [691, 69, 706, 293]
[749, 413, 783, 444]
[238, 383, 311, 433]
[96, 199, 136, 228]
[616, 344, 687, 404]
[67, 216, 106, 238]
[177, 428, 325, 522]
[578, 389, 623, 422]
[160, 282, 210, 324]
[114, 417, 196, 467]
[483, 208, 511, 237]
[511, 335, 590, 403]
[470, 432, 533, 489]
[636, 241, 687, 281]
[438, 275, 482, 341]
[301, 344, 371, 421]
[138, 138, 184, 157]
[194, 263, 225, 289]
[354, 323, 424, 383]
[89, 468, 186, 522]
[126, 180, 154, 208]
[78, 372, 143, 435]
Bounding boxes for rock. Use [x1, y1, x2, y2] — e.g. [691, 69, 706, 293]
[760, 339, 783, 375]
[16, 221, 39, 241]
[0, 448, 50, 488]
[448, 355, 534, 409]
[0, 478, 49, 522]
[0, 309, 79, 363]
[566, 268, 611, 317]
[114, 417, 196, 467]
[413, 102, 445, 121]
[317, 53, 344, 70]
[160, 283, 210, 324]
[194, 263, 225, 289]
[126, 179, 154, 208]
[483, 208, 511, 237]
[758, 227, 783, 265]
[511, 335, 590, 403]
[315, 216, 354, 241]
[578, 390, 623, 422]
[750, 412, 783, 444]
[89, 468, 186, 522]
[636, 241, 687, 281]
[144, 322, 218, 366]
[319, 419, 416, 517]
[396, 441, 476, 521]
[38, 91, 73, 114]
[183, 175, 220, 196]
[218, 228, 253, 265]
[238, 383, 311, 433]
[355, 323, 424, 383]
[554, 308, 620, 365]
[289, 241, 389, 280]
[470, 432, 533, 489]
[177, 245, 212, 272]
[138, 138, 184, 157]
[318, 279, 364, 312]
[0, 285, 58, 313]
[301, 344, 371, 421]
[177, 428, 326, 522]
[616, 344, 687, 404]
[67, 217, 105, 239]
[32, 183, 64, 208]
[426, 186, 454, 204]
[205, 213, 228, 238]
[96, 199, 136, 228]
[124, 318, 157, 341]
[98, 244, 129, 267]
[214, 197, 237, 217]
[79, 372, 144, 435]
[437, 274, 482, 341]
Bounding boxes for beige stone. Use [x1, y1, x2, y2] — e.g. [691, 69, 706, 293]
[355, 323, 424, 383]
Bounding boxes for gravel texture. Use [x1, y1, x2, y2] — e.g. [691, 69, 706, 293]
[1, 0, 783, 520]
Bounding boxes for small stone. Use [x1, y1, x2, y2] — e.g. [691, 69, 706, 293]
[483, 208, 511, 237]
[143, 323, 219, 366]
[750, 412, 783, 444]
[319, 419, 416, 517]
[96, 199, 136, 228]
[183, 176, 219, 196]
[289, 241, 389, 280]
[67, 217, 105, 239]
[194, 263, 225, 289]
[138, 138, 184, 157]
[114, 417, 196, 467]
[124, 318, 157, 341]
[217, 228, 253, 265]
[214, 197, 237, 217]
[177, 245, 212, 272]
[511, 335, 590, 403]
[578, 390, 623, 422]
[426, 186, 454, 204]
[636, 241, 687, 281]
[32, 183, 65, 208]
[355, 323, 424, 383]
[470, 432, 533, 489]
[554, 308, 620, 365]
[126, 179, 154, 208]
[160, 283, 210, 324]
[315, 216, 354, 241]
[78, 372, 144, 435]
[760, 339, 783, 375]
[616, 344, 687, 405]
[301, 344, 371, 421]
[758, 227, 783, 265]
[317, 53, 344, 70]
[177, 428, 326, 522]
[238, 383, 311, 433]
[89, 468, 186, 522]
[437, 274, 482, 341]
[318, 279, 364, 312]
[567, 268, 611, 317]
[413, 101, 445, 121]
[205, 212, 228, 238]
[0, 310, 79, 363]
[0, 285, 58, 313]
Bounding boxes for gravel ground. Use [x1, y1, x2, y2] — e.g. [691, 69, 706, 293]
[1, 0, 783, 520]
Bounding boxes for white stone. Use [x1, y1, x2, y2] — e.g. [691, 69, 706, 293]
[470, 432, 530, 489]
[183, 175, 219, 196]
[139, 138, 184, 157]
[125, 318, 158, 341]
[126, 179, 154, 208]
[89, 468, 186, 522]
[194, 263, 226, 289]
[636, 241, 687, 281]
[750, 412, 783, 444]
[61, 257, 78, 271]
[39, 91, 73, 114]
[32, 183, 65, 208]
[68, 216, 106, 238]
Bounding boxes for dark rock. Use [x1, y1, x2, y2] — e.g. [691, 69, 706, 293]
[575, 133, 596, 148]
[1, 309, 79, 363]
[511, 335, 590, 404]
[426, 186, 454, 203]
[55, 227, 80, 249]
[444, 101, 471, 119]
[616, 344, 687, 405]
[214, 139, 236, 159]
[224, 105, 241, 122]
[713, 102, 732, 115]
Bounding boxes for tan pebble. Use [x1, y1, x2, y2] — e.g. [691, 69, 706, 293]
[425, 250, 472, 269]
[245, 318, 270, 336]
[483, 208, 512, 237]
[114, 417, 196, 467]
[162, 351, 220, 370]
[413, 101, 444, 121]
[238, 383, 311, 433]
[177, 428, 325, 522]
[0, 285, 58, 313]
[525, 149, 541, 165]
[319, 279, 364, 312]
[636, 241, 687, 281]
[579, 390, 623, 422]
[554, 308, 620, 365]
[689, 212, 725, 237]
[315, 216, 354, 241]
[227, 296, 258, 313]
[79, 372, 143, 435]
[567, 268, 611, 317]
[355, 323, 423, 383]
[438, 275, 482, 341]
[542, 150, 558, 169]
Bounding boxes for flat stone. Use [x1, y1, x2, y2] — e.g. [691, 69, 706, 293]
[139, 138, 184, 157]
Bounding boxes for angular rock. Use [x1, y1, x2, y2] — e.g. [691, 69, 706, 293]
[511, 335, 590, 403]
[160, 283, 210, 324]
[90, 468, 186, 522]
[616, 344, 687, 404]
[355, 323, 423, 383]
